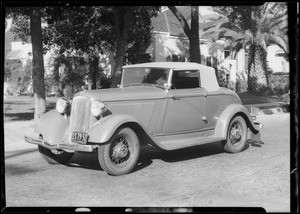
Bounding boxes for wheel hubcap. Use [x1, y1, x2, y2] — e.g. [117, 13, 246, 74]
[229, 123, 242, 145]
[111, 137, 130, 164]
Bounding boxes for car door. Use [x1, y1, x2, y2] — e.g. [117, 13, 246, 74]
[162, 69, 206, 134]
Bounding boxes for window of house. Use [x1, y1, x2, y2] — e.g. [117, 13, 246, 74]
[171, 70, 200, 89]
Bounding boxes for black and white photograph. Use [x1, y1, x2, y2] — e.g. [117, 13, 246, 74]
[2, 2, 297, 213]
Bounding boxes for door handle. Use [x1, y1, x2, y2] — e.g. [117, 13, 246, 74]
[170, 95, 180, 100]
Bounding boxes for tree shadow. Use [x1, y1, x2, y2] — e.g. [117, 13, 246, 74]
[5, 148, 38, 159]
[4, 112, 34, 121]
[4, 103, 56, 122]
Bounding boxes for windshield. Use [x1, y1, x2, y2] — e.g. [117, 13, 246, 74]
[122, 67, 170, 87]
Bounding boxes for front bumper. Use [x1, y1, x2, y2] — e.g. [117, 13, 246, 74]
[24, 135, 96, 152]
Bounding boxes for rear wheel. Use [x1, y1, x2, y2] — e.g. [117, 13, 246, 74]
[98, 127, 140, 176]
[38, 135, 74, 164]
[222, 116, 247, 153]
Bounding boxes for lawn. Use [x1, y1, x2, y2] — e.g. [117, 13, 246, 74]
[4, 95, 57, 123]
[237, 92, 281, 105]
[3, 92, 282, 123]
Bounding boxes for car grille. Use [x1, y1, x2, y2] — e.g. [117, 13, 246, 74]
[68, 96, 92, 143]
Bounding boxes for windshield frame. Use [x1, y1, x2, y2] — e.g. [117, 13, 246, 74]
[120, 67, 172, 89]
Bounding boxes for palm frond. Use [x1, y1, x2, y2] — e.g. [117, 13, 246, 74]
[268, 34, 288, 53]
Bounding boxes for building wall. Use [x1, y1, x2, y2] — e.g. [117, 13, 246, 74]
[267, 45, 289, 73]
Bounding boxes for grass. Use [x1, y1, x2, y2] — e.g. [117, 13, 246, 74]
[3, 92, 282, 123]
[237, 92, 281, 105]
[4, 95, 57, 123]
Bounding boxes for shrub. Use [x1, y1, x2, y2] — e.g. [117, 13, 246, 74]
[5, 59, 32, 95]
[269, 74, 289, 95]
[216, 67, 229, 88]
[236, 72, 248, 93]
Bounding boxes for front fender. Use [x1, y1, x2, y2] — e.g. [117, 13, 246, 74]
[87, 114, 139, 143]
[215, 104, 260, 139]
[35, 110, 69, 145]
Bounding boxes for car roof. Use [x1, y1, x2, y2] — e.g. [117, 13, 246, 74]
[122, 62, 211, 70]
[122, 62, 220, 92]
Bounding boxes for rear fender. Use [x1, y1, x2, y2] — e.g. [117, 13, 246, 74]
[87, 114, 141, 143]
[215, 104, 260, 139]
[34, 110, 69, 145]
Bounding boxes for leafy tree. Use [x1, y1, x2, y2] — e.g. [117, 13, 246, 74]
[6, 7, 46, 124]
[167, 6, 201, 63]
[110, 6, 159, 87]
[44, 6, 159, 88]
[208, 3, 288, 93]
[43, 6, 113, 90]
[4, 59, 31, 94]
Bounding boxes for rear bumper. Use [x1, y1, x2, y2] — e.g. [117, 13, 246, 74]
[247, 122, 263, 142]
[24, 135, 95, 152]
[254, 122, 263, 129]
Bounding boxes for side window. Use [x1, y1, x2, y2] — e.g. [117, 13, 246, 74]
[171, 70, 200, 89]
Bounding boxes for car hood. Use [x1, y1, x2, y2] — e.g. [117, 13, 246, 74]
[75, 86, 167, 102]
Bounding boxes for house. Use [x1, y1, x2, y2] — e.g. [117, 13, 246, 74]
[147, 6, 289, 91]
[147, 6, 215, 64]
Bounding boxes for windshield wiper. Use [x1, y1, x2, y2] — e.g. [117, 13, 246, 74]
[122, 83, 144, 87]
[122, 83, 166, 90]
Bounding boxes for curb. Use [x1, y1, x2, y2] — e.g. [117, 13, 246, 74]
[244, 102, 289, 116]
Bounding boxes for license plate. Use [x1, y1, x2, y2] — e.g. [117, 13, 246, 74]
[71, 132, 89, 144]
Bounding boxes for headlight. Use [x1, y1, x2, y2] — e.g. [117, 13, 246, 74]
[56, 98, 71, 114]
[91, 100, 107, 117]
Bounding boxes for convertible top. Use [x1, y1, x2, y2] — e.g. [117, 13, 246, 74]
[123, 62, 220, 92]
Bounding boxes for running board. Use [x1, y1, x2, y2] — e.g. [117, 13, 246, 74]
[153, 131, 225, 151]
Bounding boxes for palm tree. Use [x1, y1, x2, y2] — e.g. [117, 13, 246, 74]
[202, 3, 288, 93]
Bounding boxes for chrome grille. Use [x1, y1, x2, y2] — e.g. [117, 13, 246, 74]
[69, 96, 92, 143]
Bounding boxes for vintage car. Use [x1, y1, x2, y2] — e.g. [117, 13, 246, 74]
[25, 62, 262, 176]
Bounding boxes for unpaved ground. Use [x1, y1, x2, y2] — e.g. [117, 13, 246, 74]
[4, 113, 290, 212]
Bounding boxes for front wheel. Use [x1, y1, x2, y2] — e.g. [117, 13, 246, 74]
[222, 116, 247, 153]
[98, 127, 140, 176]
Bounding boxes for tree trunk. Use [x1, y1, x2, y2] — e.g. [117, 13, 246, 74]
[110, 7, 134, 88]
[247, 43, 269, 93]
[90, 55, 99, 89]
[53, 56, 61, 96]
[190, 6, 201, 63]
[30, 7, 46, 125]
[64, 56, 73, 82]
[168, 6, 201, 63]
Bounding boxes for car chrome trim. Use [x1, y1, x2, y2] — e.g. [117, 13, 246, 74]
[24, 135, 95, 152]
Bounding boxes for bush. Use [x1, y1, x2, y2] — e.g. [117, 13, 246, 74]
[236, 72, 248, 93]
[5, 59, 32, 95]
[216, 67, 229, 88]
[269, 74, 289, 95]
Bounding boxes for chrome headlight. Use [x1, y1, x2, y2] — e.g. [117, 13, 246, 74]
[91, 100, 107, 117]
[56, 98, 71, 114]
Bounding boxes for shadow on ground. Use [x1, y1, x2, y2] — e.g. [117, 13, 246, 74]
[5, 148, 38, 159]
[66, 141, 252, 173]
[65, 139, 264, 173]
[4, 103, 56, 122]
